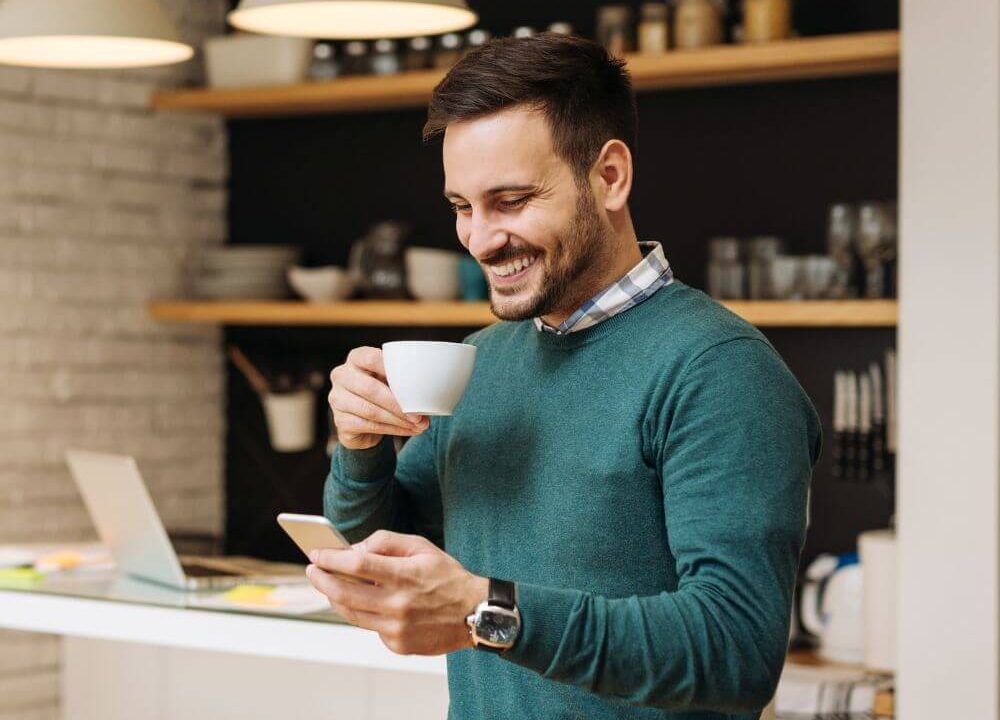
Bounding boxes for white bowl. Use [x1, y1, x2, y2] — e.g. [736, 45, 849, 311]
[287, 266, 356, 303]
[382, 341, 476, 416]
[405, 247, 462, 301]
[204, 34, 312, 89]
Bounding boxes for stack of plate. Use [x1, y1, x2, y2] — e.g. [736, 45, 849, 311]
[190, 245, 302, 300]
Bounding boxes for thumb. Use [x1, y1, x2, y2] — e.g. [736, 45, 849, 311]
[356, 529, 432, 557]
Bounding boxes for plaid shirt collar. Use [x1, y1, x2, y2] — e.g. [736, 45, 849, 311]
[534, 241, 673, 335]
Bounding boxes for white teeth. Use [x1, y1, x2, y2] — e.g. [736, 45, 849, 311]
[491, 255, 534, 278]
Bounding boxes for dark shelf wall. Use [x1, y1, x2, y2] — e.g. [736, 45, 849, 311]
[223, 0, 899, 572]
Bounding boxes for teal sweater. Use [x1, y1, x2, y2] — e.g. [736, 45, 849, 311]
[325, 281, 821, 720]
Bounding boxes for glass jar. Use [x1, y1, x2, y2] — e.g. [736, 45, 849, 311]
[674, 0, 723, 49]
[434, 33, 463, 68]
[596, 5, 634, 56]
[638, 3, 669, 54]
[341, 40, 370, 75]
[512, 26, 537, 39]
[856, 202, 892, 299]
[404, 36, 432, 71]
[371, 38, 401, 76]
[547, 22, 575, 35]
[463, 29, 492, 58]
[827, 203, 856, 298]
[746, 236, 784, 299]
[768, 255, 803, 300]
[707, 237, 745, 299]
[742, 0, 791, 43]
[308, 42, 340, 81]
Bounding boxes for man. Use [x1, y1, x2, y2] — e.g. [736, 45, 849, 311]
[309, 33, 821, 719]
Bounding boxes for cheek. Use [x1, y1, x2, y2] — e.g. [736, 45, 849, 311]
[455, 216, 471, 248]
[515, 208, 568, 256]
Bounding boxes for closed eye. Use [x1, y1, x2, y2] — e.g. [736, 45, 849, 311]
[498, 196, 529, 210]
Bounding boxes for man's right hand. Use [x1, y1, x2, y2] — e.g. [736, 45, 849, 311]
[329, 346, 430, 450]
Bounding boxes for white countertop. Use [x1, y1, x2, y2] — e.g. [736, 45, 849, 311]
[0, 566, 446, 675]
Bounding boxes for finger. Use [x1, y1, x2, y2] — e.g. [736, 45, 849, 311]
[328, 598, 392, 633]
[334, 385, 420, 433]
[357, 529, 433, 558]
[306, 564, 389, 613]
[312, 547, 404, 585]
[334, 410, 424, 438]
[346, 346, 388, 381]
[339, 367, 428, 428]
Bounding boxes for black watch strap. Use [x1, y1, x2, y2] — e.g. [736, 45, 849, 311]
[488, 577, 516, 609]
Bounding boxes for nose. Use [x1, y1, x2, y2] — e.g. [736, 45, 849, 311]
[466, 210, 508, 263]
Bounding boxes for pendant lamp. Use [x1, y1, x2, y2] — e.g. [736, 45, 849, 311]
[228, 0, 478, 39]
[0, 0, 193, 69]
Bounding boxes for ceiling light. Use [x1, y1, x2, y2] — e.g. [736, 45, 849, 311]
[0, 0, 193, 69]
[228, 0, 478, 39]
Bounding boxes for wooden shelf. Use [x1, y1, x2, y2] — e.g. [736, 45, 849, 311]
[723, 300, 897, 327]
[152, 31, 898, 118]
[147, 299, 897, 328]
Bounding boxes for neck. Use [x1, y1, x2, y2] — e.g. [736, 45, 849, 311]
[541, 215, 641, 328]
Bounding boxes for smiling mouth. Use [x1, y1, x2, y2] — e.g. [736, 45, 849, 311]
[487, 254, 538, 286]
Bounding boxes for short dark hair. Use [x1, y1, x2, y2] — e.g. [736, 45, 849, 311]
[423, 33, 637, 180]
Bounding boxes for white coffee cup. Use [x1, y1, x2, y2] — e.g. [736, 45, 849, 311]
[381, 341, 477, 416]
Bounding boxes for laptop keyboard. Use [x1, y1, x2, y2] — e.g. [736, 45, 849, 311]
[180, 562, 238, 578]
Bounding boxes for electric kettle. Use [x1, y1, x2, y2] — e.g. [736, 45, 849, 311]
[799, 552, 865, 663]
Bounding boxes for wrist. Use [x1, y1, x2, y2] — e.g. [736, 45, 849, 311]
[462, 575, 489, 647]
[466, 574, 489, 608]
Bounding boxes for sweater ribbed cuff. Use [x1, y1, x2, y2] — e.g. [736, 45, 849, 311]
[336, 436, 396, 482]
[502, 581, 581, 676]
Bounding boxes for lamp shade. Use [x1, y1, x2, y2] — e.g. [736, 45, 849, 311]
[228, 0, 478, 39]
[0, 0, 194, 69]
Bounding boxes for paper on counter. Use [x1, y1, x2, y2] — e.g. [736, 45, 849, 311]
[0, 543, 113, 574]
[0, 568, 45, 589]
[189, 583, 332, 615]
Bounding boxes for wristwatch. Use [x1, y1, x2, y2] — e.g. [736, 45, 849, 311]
[466, 578, 521, 653]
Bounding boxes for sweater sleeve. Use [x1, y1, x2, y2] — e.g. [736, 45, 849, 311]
[323, 419, 444, 547]
[501, 337, 821, 713]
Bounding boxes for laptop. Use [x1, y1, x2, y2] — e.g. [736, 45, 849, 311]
[66, 449, 305, 592]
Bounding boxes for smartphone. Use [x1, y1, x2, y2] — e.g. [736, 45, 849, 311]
[277, 512, 373, 585]
[277, 512, 351, 558]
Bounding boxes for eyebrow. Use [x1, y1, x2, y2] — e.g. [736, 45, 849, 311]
[444, 184, 537, 200]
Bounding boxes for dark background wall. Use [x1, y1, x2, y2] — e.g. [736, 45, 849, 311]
[222, 0, 899, 575]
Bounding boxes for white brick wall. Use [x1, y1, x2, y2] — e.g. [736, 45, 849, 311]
[0, 2, 229, 717]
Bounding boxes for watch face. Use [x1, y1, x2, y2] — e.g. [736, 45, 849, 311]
[476, 608, 520, 646]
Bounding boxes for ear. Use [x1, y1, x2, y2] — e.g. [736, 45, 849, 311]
[592, 139, 633, 213]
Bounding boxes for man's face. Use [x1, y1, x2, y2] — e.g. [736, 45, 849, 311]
[442, 107, 610, 322]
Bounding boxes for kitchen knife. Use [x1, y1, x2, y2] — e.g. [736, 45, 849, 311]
[869, 361, 886, 472]
[858, 372, 872, 482]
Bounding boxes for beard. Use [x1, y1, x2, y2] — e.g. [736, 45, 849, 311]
[488, 185, 609, 323]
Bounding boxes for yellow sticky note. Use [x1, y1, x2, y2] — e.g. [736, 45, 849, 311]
[0, 568, 44, 589]
[223, 585, 280, 606]
[34, 551, 83, 571]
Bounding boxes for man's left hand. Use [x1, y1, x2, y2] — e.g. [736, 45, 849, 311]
[306, 530, 488, 656]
